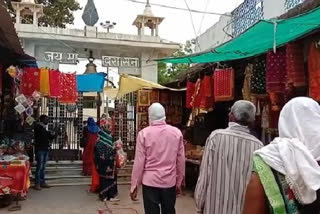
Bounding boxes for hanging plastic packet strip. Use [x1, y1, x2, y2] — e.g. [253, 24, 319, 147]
[32, 91, 41, 101]
[15, 94, 27, 104]
[26, 98, 34, 107]
[14, 104, 25, 114]
[26, 116, 35, 126]
[25, 107, 33, 116]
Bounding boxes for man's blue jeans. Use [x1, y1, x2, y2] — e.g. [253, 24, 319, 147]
[35, 150, 48, 185]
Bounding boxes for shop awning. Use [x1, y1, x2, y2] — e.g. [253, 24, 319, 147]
[104, 74, 185, 98]
[77, 73, 106, 92]
[158, 6, 320, 64]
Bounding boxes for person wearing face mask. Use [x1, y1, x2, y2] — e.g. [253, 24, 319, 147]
[130, 103, 185, 214]
[34, 115, 58, 190]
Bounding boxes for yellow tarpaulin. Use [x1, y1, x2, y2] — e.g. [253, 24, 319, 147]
[104, 74, 185, 98]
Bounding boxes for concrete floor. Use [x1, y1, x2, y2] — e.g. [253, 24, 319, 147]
[0, 185, 196, 214]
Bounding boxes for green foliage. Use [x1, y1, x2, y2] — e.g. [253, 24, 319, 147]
[5, 0, 81, 28]
[158, 40, 194, 85]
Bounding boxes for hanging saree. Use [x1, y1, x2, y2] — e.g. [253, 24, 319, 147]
[251, 57, 266, 94]
[242, 64, 253, 100]
[286, 43, 306, 87]
[186, 81, 195, 109]
[39, 68, 50, 96]
[94, 130, 118, 201]
[21, 67, 40, 96]
[266, 48, 287, 93]
[191, 78, 201, 108]
[49, 69, 62, 98]
[59, 73, 77, 104]
[308, 42, 320, 102]
[200, 75, 214, 111]
[214, 68, 234, 102]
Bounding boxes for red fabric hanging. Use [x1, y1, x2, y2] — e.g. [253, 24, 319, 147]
[308, 42, 320, 102]
[21, 67, 40, 96]
[286, 43, 306, 87]
[49, 69, 62, 98]
[214, 68, 234, 102]
[266, 48, 287, 93]
[199, 75, 215, 111]
[191, 78, 201, 108]
[186, 81, 195, 109]
[59, 73, 77, 104]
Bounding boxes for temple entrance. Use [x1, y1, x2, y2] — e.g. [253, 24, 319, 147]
[37, 94, 84, 161]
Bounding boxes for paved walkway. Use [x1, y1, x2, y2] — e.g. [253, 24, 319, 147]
[0, 185, 196, 214]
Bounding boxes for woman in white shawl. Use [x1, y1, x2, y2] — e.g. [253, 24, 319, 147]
[243, 97, 320, 214]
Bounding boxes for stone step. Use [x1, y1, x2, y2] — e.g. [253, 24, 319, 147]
[31, 174, 131, 183]
[30, 181, 130, 187]
[31, 167, 132, 176]
[42, 160, 134, 167]
[29, 161, 133, 187]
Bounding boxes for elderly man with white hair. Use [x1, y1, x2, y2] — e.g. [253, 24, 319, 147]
[130, 103, 185, 214]
[195, 100, 263, 214]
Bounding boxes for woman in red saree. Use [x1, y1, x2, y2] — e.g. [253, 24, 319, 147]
[82, 118, 100, 177]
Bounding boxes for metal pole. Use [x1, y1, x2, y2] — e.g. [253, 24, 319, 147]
[106, 67, 109, 116]
[97, 92, 101, 125]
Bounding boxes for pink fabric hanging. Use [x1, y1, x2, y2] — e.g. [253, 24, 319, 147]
[21, 67, 40, 96]
[59, 73, 78, 104]
[49, 69, 62, 98]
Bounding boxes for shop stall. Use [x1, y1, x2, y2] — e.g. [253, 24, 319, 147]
[158, 4, 320, 189]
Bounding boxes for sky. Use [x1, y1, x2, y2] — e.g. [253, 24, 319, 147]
[71, 0, 244, 43]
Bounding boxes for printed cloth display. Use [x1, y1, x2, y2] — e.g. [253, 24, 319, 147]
[251, 57, 266, 94]
[59, 73, 77, 104]
[49, 69, 62, 98]
[242, 64, 253, 100]
[214, 68, 234, 102]
[308, 42, 320, 102]
[186, 81, 195, 109]
[21, 67, 40, 97]
[39, 68, 50, 96]
[0, 161, 30, 197]
[266, 48, 287, 93]
[199, 75, 214, 111]
[286, 42, 306, 87]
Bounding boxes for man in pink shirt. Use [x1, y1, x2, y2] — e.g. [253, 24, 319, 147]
[130, 103, 185, 214]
